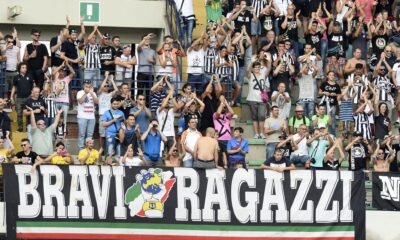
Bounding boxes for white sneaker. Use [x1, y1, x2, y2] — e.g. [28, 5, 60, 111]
[253, 134, 259, 139]
[259, 133, 266, 139]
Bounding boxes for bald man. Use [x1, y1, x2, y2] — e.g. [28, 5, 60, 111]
[193, 127, 220, 169]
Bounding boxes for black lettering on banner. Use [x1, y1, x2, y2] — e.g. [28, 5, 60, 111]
[2, 165, 366, 240]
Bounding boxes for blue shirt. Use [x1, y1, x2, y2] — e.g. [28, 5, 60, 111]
[130, 106, 150, 134]
[227, 137, 249, 163]
[143, 131, 162, 161]
[308, 139, 329, 168]
[102, 109, 125, 137]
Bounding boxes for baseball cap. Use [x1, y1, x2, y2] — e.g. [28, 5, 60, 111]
[103, 33, 110, 39]
[318, 122, 326, 129]
[69, 28, 78, 34]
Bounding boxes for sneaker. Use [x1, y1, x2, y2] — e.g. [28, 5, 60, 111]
[259, 133, 266, 139]
[253, 134, 260, 139]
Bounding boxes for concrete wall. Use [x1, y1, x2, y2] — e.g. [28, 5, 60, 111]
[0, 0, 168, 43]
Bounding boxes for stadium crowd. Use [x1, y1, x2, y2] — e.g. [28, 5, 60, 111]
[0, 0, 400, 173]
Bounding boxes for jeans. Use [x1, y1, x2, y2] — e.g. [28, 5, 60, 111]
[181, 19, 195, 49]
[45, 117, 54, 127]
[27, 124, 32, 143]
[183, 159, 193, 167]
[290, 154, 310, 165]
[55, 102, 69, 127]
[84, 68, 101, 88]
[106, 135, 121, 157]
[78, 118, 96, 150]
[236, 66, 245, 104]
[292, 40, 302, 59]
[266, 142, 279, 160]
[297, 99, 315, 122]
[188, 73, 204, 94]
[321, 40, 328, 69]
[274, 18, 281, 36]
[137, 73, 154, 100]
[245, 44, 252, 67]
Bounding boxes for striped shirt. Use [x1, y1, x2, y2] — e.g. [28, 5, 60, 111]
[45, 97, 57, 118]
[214, 54, 232, 76]
[204, 47, 217, 74]
[229, 54, 239, 82]
[373, 75, 393, 102]
[150, 90, 167, 113]
[354, 112, 372, 140]
[348, 74, 367, 104]
[339, 99, 353, 121]
[84, 44, 101, 69]
[252, 0, 267, 18]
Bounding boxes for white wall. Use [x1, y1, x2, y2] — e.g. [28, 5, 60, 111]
[0, 0, 166, 29]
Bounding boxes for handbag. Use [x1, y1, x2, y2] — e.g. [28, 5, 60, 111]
[252, 73, 269, 103]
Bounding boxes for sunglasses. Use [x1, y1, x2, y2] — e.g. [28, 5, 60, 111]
[33, 34, 41, 37]
[21, 144, 27, 147]
[138, 98, 145, 101]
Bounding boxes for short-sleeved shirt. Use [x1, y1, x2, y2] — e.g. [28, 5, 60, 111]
[181, 129, 201, 161]
[50, 155, 70, 164]
[13, 74, 34, 98]
[320, 81, 341, 106]
[102, 109, 125, 137]
[308, 139, 329, 168]
[31, 126, 55, 156]
[26, 43, 49, 70]
[227, 137, 249, 163]
[99, 45, 116, 72]
[53, 76, 72, 103]
[78, 149, 100, 165]
[157, 108, 175, 137]
[138, 47, 156, 74]
[263, 157, 292, 167]
[150, 90, 167, 113]
[130, 106, 150, 134]
[61, 40, 79, 68]
[347, 142, 369, 171]
[312, 115, 330, 127]
[77, 90, 96, 119]
[50, 36, 63, 67]
[264, 117, 284, 143]
[143, 131, 162, 161]
[15, 151, 39, 164]
[98, 92, 113, 115]
[288, 116, 310, 132]
[23, 97, 47, 125]
[323, 159, 341, 170]
[213, 113, 232, 141]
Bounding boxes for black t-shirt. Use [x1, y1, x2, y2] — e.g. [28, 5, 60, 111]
[323, 159, 341, 170]
[372, 34, 388, 57]
[374, 115, 390, 140]
[259, 14, 275, 36]
[327, 32, 346, 58]
[15, 151, 38, 164]
[305, 32, 323, 55]
[61, 40, 79, 68]
[263, 157, 292, 167]
[13, 74, 34, 98]
[50, 36, 63, 67]
[116, 94, 134, 119]
[234, 11, 252, 34]
[347, 142, 369, 170]
[26, 43, 49, 70]
[100, 45, 116, 72]
[280, 142, 293, 161]
[23, 97, 47, 125]
[120, 127, 139, 156]
[319, 81, 341, 106]
[281, 17, 299, 41]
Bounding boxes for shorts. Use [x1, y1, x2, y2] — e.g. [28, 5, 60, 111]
[251, 20, 261, 36]
[193, 159, 216, 169]
[248, 101, 267, 121]
[5, 71, 17, 92]
[99, 117, 105, 137]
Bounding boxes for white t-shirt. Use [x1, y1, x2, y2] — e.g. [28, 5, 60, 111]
[246, 70, 269, 102]
[187, 48, 205, 74]
[298, 74, 315, 100]
[291, 133, 308, 156]
[271, 91, 291, 119]
[98, 92, 113, 115]
[120, 156, 143, 166]
[182, 129, 201, 162]
[77, 90, 97, 119]
[275, 0, 292, 16]
[175, 0, 194, 17]
[392, 62, 400, 87]
[157, 108, 175, 137]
